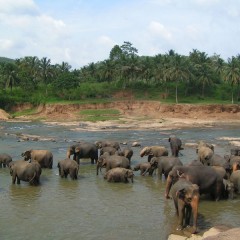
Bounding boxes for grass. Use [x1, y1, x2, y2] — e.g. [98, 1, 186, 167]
[11, 108, 38, 118]
[79, 109, 121, 122]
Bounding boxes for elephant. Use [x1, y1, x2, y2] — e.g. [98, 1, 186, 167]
[222, 179, 234, 199]
[0, 153, 12, 168]
[186, 160, 203, 167]
[57, 158, 79, 180]
[168, 136, 183, 157]
[67, 142, 98, 165]
[146, 156, 183, 179]
[118, 147, 133, 161]
[133, 162, 154, 176]
[104, 167, 134, 183]
[225, 155, 240, 172]
[22, 149, 53, 169]
[196, 141, 214, 165]
[95, 140, 121, 150]
[230, 170, 240, 194]
[140, 146, 168, 162]
[231, 147, 240, 156]
[209, 154, 230, 170]
[170, 178, 200, 234]
[9, 160, 42, 185]
[165, 165, 223, 201]
[100, 146, 118, 156]
[96, 152, 130, 175]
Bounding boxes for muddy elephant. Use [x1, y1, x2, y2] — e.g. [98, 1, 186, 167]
[147, 156, 183, 179]
[140, 146, 168, 162]
[225, 155, 240, 172]
[0, 153, 12, 168]
[9, 160, 42, 185]
[230, 170, 240, 194]
[165, 165, 223, 201]
[104, 167, 134, 183]
[170, 178, 200, 234]
[96, 152, 130, 175]
[100, 146, 118, 156]
[168, 136, 183, 157]
[22, 150, 53, 169]
[57, 158, 79, 180]
[95, 140, 121, 150]
[67, 142, 98, 165]
[196, 141, 214, 165]
[133, 162, 154, 176]
[118, 147, 133, 161]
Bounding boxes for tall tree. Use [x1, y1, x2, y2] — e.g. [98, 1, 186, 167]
[166, 54, 190, 103]
[223, 56, 240, 103]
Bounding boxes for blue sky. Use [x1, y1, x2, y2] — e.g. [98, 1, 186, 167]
[0, 0, 240, 68]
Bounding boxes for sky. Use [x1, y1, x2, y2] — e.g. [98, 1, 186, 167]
[0, 0, 240, 69]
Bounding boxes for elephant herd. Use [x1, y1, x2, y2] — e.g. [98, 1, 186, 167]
[1, 135, 240, 235]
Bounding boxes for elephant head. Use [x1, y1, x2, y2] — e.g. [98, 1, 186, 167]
[96, 152, 109, 175]
[140, 147, 152, 157]
[149, 157, 158, 168]
[66, 145, 76, 158]
[223, 179, 234, 200]
[124, 169, 134, 183]
[21, 150, 32, 161]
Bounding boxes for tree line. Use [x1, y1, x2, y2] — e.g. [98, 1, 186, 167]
[0, 41, 240, 107]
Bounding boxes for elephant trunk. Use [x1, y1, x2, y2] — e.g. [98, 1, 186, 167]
[96, 162, 101, 175]
[66, 150, 71, 159]
[190, 194, 199, 234]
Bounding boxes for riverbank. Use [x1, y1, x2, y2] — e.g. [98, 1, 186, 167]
[2, 101, 240, 131]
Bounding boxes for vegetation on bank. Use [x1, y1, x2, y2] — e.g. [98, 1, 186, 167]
[1, 41, 240, 111]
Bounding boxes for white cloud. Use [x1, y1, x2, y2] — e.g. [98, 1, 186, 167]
[0, 39, 14, 51]
[148, 21, 172, 40]
[0, 0, 38, 14]
[98, 36, 115, 47]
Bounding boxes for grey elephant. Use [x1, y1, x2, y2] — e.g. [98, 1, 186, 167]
[165, 165, 223, 201]
[96, 152, 130, 175]
[231, 147, 240, 156]
[104, 167, 134, 183]
[95, 140, 121, 150]
[118, 147, 133, 161]
[133, 162, 154, 176]
[22, 149, 53, 169]
[230, 170, 240, 194]
[225, 155, 240, 172]
[67, 142, 98, 165]
[57, 158, 79, 180]
[0, 153, 12, 168]
[170, 178, 200, 234]
[168, 136, 183, 157]
[147, 156, 183, 179]
[100, 146, 118, 156]
[140, 146, 168, 162]
[9, 160, 42, 185]
[196, 141, 214, 165]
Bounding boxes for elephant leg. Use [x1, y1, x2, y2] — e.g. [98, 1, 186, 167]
[17, 176, 21, 184]
[12, 173, 17, 184]
[49, 159, 53, 169]
[185, 205, 192, 227]
[176, 200, 185, 231]
[90, 158, 94, 164]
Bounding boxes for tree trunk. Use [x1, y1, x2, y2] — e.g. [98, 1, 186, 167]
[175, 82, 178, 104]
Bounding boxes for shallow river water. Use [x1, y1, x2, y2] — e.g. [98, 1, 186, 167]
[0, 122, 240, 240]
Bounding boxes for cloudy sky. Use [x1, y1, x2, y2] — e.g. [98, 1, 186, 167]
[0, 0, 240, 68]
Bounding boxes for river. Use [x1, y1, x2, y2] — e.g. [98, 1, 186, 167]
[0, 121, 239, 240]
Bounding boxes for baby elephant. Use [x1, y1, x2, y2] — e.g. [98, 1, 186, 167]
[104, 167, 134, 183]
[170, 178, 200, 234]
[0, 153, 12, 168]
[133, 162, 154, 176]
[58, 158, 79, 180]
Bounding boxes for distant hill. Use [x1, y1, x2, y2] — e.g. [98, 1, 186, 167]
[0, 57, 15, 64]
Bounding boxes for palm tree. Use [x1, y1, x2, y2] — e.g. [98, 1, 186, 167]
[223, 56, 240, 103]
[39, 57, 54, 95]
[165, 54, 190, 103]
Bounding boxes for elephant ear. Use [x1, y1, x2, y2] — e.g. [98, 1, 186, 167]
[75, 146, 81, 153]
[176, 188, 186, 200]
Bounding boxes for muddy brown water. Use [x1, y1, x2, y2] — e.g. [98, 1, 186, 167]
[0, 122, 240, 240]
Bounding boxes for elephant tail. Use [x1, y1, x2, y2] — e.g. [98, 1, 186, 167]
[29, 171, 37, 185]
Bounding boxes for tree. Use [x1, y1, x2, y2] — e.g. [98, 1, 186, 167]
[120, 41, 138, 58]
[39, 57, 54, 95]
[166, 54, 190, 103]
[109, 45, 123, 61]
[223, 56, 240, 103]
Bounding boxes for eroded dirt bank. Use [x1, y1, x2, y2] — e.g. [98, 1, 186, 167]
[2, 101, 240, 131]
